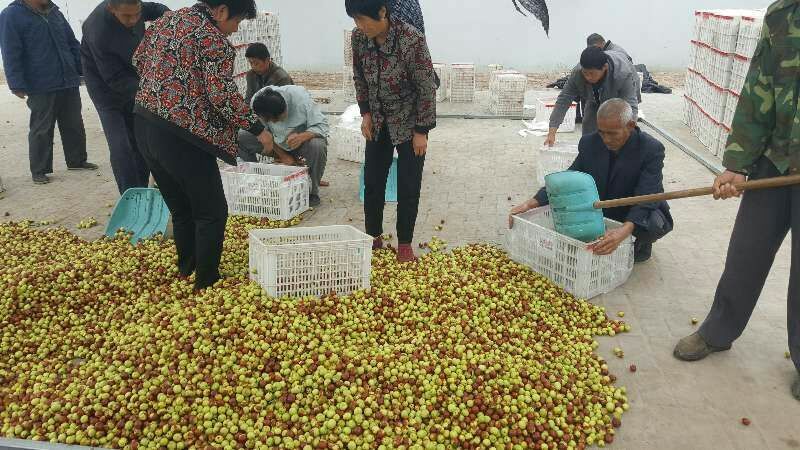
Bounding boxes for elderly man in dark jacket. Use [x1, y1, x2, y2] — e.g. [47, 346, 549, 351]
[545, 46, 640, 146]
[0, 0, 97, 185]
[511, 99, 673, 263]
[82, 0, 169, 194]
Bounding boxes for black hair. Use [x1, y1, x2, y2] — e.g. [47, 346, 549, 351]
[345, 0, 387, 20]
[245, 43, 271, 60]
[108, 0, 141, 6]
[580, 46, 608, 70]
[202, 0, 257, 20]
[587, 33, 605, 47]
[252, 89, 287, 120]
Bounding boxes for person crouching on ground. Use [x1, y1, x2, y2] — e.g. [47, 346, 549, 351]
[242, 86, 329, 208]
[346, 0, 437, 263]
[132, 0, 273, 292]
[510, 99, 673, 263]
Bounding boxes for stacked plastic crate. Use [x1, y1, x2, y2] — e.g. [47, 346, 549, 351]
[449, 63, 476, 103]
[684, 9, 764, 158]
[229, 12, 282, 97]
[342, 30, 357, 101]
[488, 70, 527, 116]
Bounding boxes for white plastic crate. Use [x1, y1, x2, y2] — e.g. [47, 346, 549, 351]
[229, 12, 283, 66]
[249, 226, 373, 298]
[508, 207, 634, 299]
[536, 143, 579, 187]
[699, 78, 726, 123]
[433, 63, 449, 102]
[716, 33, 739, 54]
[344, 29, 353, 66]
[707, 48, 732, 87]
[730, 54, 751, 94]
[234, 72, 248, 98]
[489, 71, 527, 116]
[535, 98, 577, 133]
[220, 162, 310, 220]
[331, 125, 365, 163]
[737, 13, 764, 57]
[342, 66, 356, 102]
[449, 63, 475, 103]
[723, 90, 739, 128]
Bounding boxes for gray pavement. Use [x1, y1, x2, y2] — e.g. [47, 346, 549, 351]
[0, 88, 798, 449]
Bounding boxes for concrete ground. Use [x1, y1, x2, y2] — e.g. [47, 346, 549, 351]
[0, 87, 798, 449]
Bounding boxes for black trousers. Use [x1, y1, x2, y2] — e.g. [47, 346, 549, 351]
[98, 108, 150, 194]
[26, 88, 87, 176]
[699, 158, 800, 372]
[632, 208, 673, 245]
[364, 127, 425, 244]
[134, 116, 228, 290]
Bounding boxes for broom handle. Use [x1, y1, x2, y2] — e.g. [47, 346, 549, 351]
[594, 174, 800, 210]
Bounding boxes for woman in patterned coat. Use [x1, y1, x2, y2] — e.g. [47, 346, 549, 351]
[133, 0, 273, 291]
[346, 0, 437, 263]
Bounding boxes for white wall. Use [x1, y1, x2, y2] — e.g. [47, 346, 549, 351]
[57, 0, 773, 71]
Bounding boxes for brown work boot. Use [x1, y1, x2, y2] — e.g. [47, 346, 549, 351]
[673, 332, 731, 361]
[792, 375, 800, 401]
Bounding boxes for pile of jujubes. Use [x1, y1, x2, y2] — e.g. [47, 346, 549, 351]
[0, 216, 628, 450]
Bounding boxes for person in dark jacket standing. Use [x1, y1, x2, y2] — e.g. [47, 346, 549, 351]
[133, 0, 272, 291]
[347, 0, 437, 263]
[0, 0, 97, 185]
[510, 99, 673, 263]
[81, 0, 169, 195]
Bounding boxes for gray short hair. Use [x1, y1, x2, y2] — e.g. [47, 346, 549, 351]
[597, 98, 634, 125]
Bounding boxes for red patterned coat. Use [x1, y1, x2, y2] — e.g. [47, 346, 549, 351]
[351, 20, 436, 146]
[133, 3, 263, 164]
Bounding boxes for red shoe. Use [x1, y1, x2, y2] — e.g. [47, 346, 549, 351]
[397, 244, 417, 263]
[373, 237, 384, 250]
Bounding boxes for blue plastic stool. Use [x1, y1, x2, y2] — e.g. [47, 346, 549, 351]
[105, 188, 171, 244]
[359, 157, 399, 203]
[545, 171, 606, 242]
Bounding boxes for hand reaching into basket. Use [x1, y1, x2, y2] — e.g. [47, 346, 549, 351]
[586, 222, 634, 256]
[508, 198, 540, 229]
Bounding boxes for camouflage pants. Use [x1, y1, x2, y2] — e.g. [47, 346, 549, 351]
[699, 157, 800, 373]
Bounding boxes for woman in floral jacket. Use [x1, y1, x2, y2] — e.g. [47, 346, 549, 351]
[347, 0, 437, 263]
[133, 0, 272, 291]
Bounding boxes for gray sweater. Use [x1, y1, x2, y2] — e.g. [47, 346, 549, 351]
[549, 51, 640, 135]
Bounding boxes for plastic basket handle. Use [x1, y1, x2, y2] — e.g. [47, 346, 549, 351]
[594, 174, 800, 210]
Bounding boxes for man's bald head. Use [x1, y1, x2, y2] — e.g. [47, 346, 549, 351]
[596, 99, 636, 151]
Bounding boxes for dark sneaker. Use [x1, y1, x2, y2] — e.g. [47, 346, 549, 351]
[792, 376, 800, 401]
[309, 194, 321, 208]
[32, 174, 50, 185]
[68, 162, 99, 171]
[634, 240, 652, 263]
[673, 332, 731, 362]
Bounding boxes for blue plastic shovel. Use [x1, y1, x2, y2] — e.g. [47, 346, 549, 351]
[104, 188, 170, 244]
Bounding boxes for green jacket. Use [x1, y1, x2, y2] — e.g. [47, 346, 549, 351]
[724, 0, 800, 175]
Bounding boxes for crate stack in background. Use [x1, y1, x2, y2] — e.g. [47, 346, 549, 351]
[488, 70, 527, 116]
[229, 12, 282, 97]
[449, 63, 476, 103]
[342, 30, 357, 101]
[684, 9, 764, 158]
